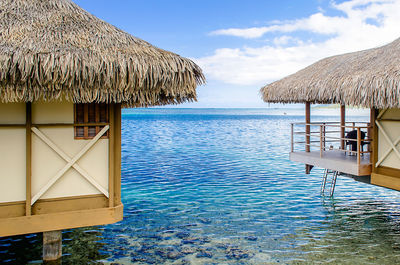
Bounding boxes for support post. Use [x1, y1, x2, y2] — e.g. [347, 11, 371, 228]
[290, 123, 294, 152]
[26, 103, 32, 216]
[305, 102, 312, 174]
[43, 230, 62, 261]
[114, 104, 122, 206]
[305, 102, 310, 152]
[371, 108, 378, 168]
[340, 105, 345, 150]
[108, 104, 115, 208]
[357, 127, 361, 166]
[322, 123, 326, 151]
[320, 125, 323, 157]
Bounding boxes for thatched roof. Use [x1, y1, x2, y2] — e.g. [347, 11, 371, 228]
[0, 0, 205, 107]
[261, 38, 400, 109]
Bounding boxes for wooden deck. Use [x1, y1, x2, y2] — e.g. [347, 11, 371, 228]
[290, 150, 371, 176]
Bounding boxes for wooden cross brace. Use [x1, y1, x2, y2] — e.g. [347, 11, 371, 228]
[375, 120, 400, 167]
[31, 126, 110, 205]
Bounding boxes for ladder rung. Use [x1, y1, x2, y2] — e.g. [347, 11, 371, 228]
[321, 169, 338, 197]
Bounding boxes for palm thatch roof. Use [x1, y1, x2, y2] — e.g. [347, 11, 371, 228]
[0, 0, 205, 107]
[261, 38, 400, 109]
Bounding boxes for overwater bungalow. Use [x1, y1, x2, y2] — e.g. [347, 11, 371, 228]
[0, 0, 204, 260]
[261, 38, 400, 193]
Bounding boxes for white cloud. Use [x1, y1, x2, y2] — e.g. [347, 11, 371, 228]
[210, 27, 271, 39]
[273, 36, 300, 46]
[210, 13, 349, 38]
[196, 0, 400, 86]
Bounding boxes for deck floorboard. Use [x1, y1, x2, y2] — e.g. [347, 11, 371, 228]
[290, 150, 371, 176]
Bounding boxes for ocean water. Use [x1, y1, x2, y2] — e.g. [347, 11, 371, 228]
[2, 108, 400, 264]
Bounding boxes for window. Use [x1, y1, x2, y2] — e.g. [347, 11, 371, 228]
[74, 103, 109, 139]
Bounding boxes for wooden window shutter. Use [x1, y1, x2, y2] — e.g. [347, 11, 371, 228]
[74, 103, 109, 139]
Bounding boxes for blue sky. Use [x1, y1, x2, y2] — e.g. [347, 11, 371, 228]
[74, 0, 400, 108]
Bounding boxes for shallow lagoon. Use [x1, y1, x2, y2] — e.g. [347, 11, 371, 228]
[1, 108, 400, 264]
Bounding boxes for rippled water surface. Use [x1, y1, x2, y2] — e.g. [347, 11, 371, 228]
[2, 108, 400, 264]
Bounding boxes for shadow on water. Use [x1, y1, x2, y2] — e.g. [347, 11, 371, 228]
[0, 233, 42, 264]
[0, 227, 107, 265]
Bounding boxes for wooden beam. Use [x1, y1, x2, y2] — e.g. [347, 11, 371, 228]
[0, 204, 123, 237]
[114, 104, 122, 206]
[357, 127, 361, 166]
[340, 105, 345, 149]
[0, 124, 25, 128]
[26, 103, 32, 216]
[371, 173, 400, 191]
[108, 104, 115, 208]
[305, 102, 312, 174]
[375, 165, 400, 177]
[290, 123, 294, 152]
[319, 125, 323, 157]
[305, 102, 311, 152]
[0, 194, 108, 218]
[371, 108, 377, 169]
[43, 230, 62, 261]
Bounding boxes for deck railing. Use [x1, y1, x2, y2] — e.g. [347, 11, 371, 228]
[290, 122, 372, 165]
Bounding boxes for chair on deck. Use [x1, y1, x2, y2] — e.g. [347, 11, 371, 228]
[345, 130, 367, 155]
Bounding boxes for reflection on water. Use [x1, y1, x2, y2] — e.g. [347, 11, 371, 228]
[286, 198, 400, 264]
[1, 109, 400, 264]
[0, 228, 105, 264]
[0, 233, 41, 264]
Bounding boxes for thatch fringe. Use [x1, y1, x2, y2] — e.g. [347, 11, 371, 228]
[0, 0, 205, 107]
[261, 38, 400, 109]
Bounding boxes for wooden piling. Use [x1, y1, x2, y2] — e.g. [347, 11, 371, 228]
[43, 231, 62, 261]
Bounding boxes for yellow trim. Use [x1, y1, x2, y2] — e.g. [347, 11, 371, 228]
[0, 204, 123, 237]
[371, 173, 400, 191]
[0, 194, 109, 218]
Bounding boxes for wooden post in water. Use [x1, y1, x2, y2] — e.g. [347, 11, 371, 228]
[43, 231, 62, 262]
[305, 102, 312, 174]
[340, 105, 345, 150]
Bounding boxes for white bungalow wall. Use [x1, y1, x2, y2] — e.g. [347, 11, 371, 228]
[377, 108, 400, 170]
[0, 103, 26, 203]
[31, 101, 109, 200]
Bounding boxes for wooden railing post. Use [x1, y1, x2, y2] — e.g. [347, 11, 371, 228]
[322, 123, 326, 151]
[357, 127, 361, 165]
[305, 102, 312, 174]
[340, 105, 345, 150]
[320, 125, 323, 157]
[305, 102, 310, 152]
[291, 123, 294, 152]
[367, 122, 371, 152]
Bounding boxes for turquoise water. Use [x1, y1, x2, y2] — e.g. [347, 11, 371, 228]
[1, 108, 400, 264]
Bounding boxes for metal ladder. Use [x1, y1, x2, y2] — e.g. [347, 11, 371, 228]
[321, 169, 338, 197]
